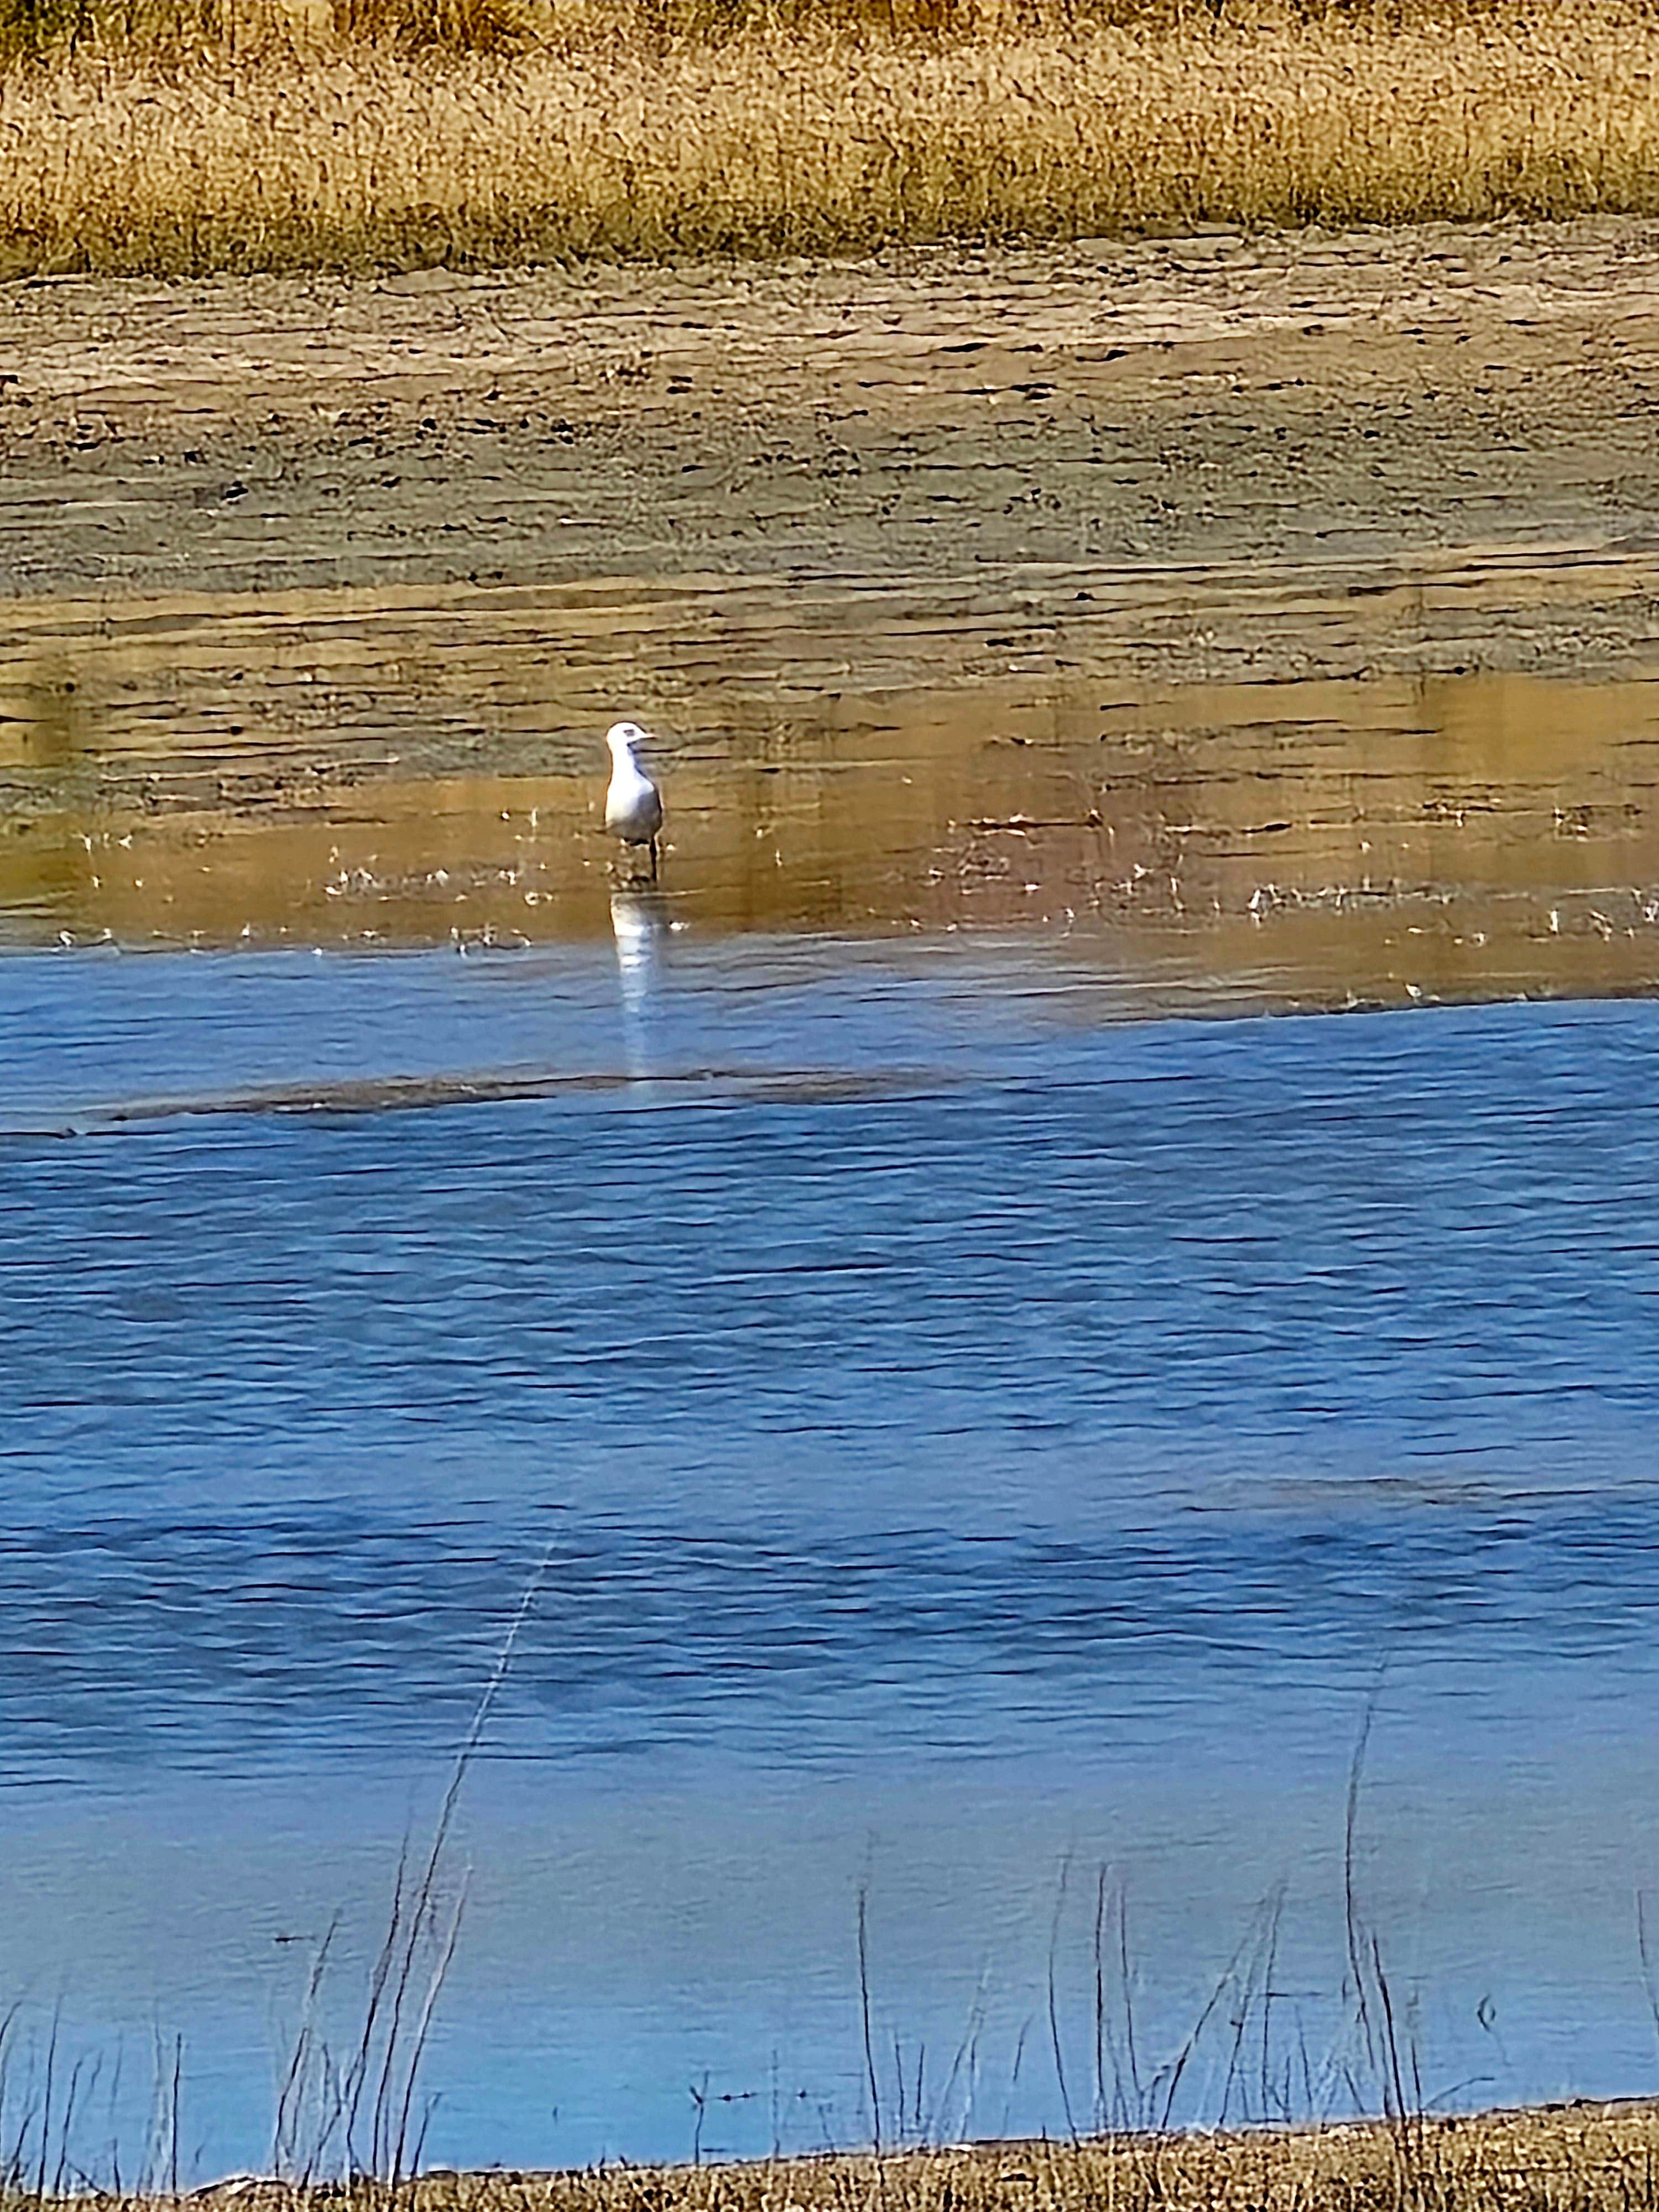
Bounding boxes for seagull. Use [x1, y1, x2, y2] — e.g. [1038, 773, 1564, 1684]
[604, 719, 665, 879]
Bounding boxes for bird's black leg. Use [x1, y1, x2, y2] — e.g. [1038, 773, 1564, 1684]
[648, 836, 659, 881]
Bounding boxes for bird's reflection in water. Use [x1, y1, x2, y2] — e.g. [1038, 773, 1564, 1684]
[611, 889, 672, 1078]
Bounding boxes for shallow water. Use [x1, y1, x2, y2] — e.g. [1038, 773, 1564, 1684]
[3, 614, 1659, 2178]
[4, 581, 1659, 1005]
[7, 947, 1659, 2173]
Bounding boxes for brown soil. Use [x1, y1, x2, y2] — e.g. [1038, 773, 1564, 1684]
[5, 216, 1658, 654]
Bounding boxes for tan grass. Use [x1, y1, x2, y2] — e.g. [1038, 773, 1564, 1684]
[2, 0, 1659, 272]
[169, 2104, 1659, 2212]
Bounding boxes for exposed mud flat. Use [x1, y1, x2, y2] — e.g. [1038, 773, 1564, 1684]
[6, 217, 1659, 622]
[5, 218, 1659, 999]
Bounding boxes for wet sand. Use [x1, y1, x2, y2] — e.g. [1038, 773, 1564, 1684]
[6, 217, 1659, 630]
[6, 217, 1659, 997]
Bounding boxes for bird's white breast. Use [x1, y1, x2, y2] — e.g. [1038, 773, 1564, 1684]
[606, 755, 663, 841]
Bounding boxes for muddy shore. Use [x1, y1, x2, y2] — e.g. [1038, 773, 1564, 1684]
[5, 216, 1658, 663]
[5, 217, 1659, 988]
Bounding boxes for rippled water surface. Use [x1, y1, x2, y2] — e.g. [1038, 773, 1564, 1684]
[3, 604, 1659, 2178]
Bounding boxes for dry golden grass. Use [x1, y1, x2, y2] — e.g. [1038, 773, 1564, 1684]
[1, 0, 1658, 271]
[169, 2105, 1659, 2212]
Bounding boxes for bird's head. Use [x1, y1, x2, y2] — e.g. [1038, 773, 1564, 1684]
[606, 719, 650, 760]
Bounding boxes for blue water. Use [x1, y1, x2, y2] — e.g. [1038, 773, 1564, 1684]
[2, 935, 1659, 2175]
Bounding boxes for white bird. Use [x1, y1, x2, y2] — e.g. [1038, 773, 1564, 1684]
[604, 719, 665, 879]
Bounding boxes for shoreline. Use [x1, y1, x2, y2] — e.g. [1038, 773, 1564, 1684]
[168, 2105, 1659, 2205]
[4, 217, 1659, 667]
[4, 221, 1659, 979]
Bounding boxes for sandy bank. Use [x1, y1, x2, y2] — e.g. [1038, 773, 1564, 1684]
[3, 217, 1658, 689]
